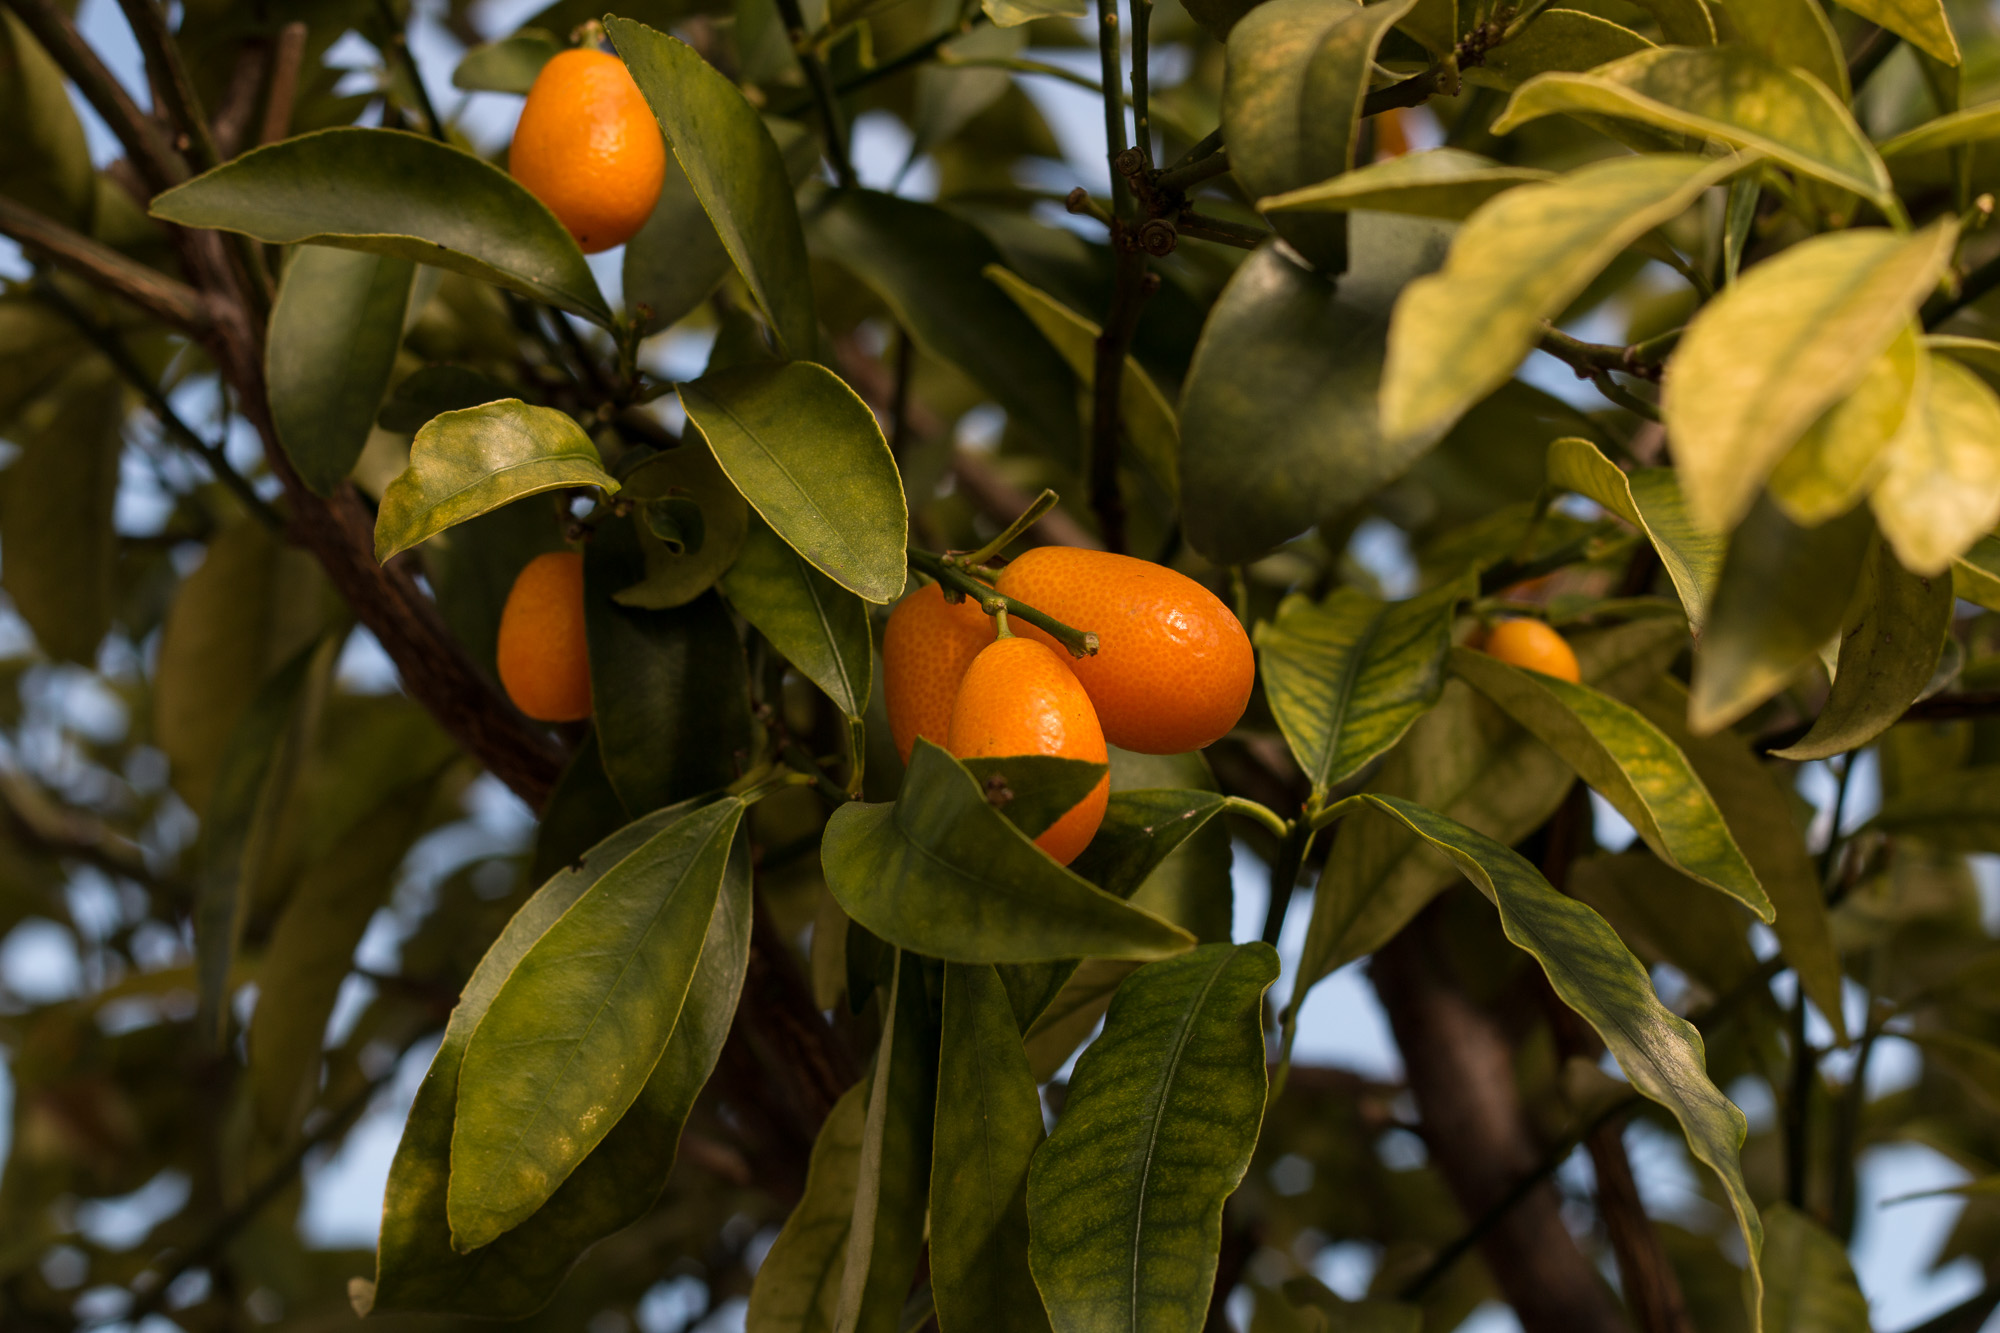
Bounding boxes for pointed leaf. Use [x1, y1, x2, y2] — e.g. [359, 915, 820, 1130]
[1381, 153, 1744, 442]
[962, 755, 1112, 842]
[747, 1083, 869, 1333]
[933, 963, 1052, 1333]
[374, 400, 617, 561]
[268, 246, 415, 497]
[821, 740, 1194, 964]
[1073, 783, 1231, 912]
[680, 361, 908, 603]
[1254, 574, 1468, 798]
[148, 127, 611, 325]
[1767, 326, 1922, 528]
[1870, 353, 2000, 575]
[447, 798, 746, 1250]
[1259, 148, 1552, 220]
[1952, 534, 2000, 609]
[1491, 47, 1890, 207]
[1772, 539, 1951, 760]
[1831, 0, 1959, 66]
[1027, 943, 1279, 1333]
[723, 515, 872, 719]
[1547, 437, 1721, 633]
[1340, 794, 1763, 1331]
[0, 10, 94, 228]
[608, 19, 817, 357]
[1760, 1204, 1871, 1333]
[1665, 223, 1957, 531]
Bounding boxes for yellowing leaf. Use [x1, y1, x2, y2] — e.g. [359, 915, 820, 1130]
[1879, 102, 2000, 158]
[1831, 0, 1959, 66]
[1547, 437, 1721, 633]
[1492, 47, 1891, 209]
[1381, 152, 1743, 442]
[1259, 147, 1552, 219]
[1767, 327, 1922, 528]
[1870, 355, 2000, 575]
[1664, 223, 1957, 531]
[1720, 0, 1847, 100]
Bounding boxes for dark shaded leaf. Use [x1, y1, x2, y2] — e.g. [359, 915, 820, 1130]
[268, 246, 415, 496]
[722, 514, 872, 719]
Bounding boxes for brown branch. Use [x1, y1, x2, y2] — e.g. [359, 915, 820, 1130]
[2, 0, 186, 192]
[115, 0, 218, 173]
[0, 195, 212, 333]
[259, 21, 308, 146]
[209, 38, 269, 159]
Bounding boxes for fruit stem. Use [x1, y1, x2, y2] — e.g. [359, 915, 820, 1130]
[1222, 796, 1290, 841]
[993, 606, 1013, 638]
[907, 548, 1101, 657]
[951, 487, 1060, 569]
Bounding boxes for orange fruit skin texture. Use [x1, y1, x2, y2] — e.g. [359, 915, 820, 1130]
[497, 551, 593, 722]
[995, 547, 1254, 754]
[1483, 619, 1581, 683]
[509, 49, 666, 254]
[883, 581, 995, 763]
[948, 636, 1109, 866]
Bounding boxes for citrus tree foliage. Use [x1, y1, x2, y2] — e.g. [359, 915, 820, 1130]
[8, 0, 2000, 1330]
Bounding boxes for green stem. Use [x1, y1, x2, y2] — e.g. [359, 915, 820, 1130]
[907, 548, 1100, 656]
[1258, 820, 1313, 946]
[1131, 0, 1154, 165]
[1155, 148, 1232, 195]
[1163, 125, 1223, 173]
[1223, 796, 1291, 841]
[953, 488, 1059, 568]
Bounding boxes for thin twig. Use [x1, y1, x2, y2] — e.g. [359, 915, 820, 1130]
[0, 196, 212, 334]
[116, 0, 218, 172]
[773, 0, 855, 188]
[1155, 149, 1232, 195]
[2, 0, 186, 191]
[376, 0, 445, 140]
[258, 21, 309, 147]
[1131, 0, 1154, 165]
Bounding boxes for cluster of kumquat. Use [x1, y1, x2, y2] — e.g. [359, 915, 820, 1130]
[884, 548, 1254, 866]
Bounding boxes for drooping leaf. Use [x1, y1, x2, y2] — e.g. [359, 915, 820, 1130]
[373, 400, 617, 561]
[820, 740, 1193, 964]
[1831, 0, 1959, 67]
[447, 797, 746, 1251]
[612, 440, 750, 610]
[1664, 224, 1957, 531]
[1689, 497, 1874, 734]
[623, 150, 735, 336]
[1254, 574, 1469, 799]
[680, 361, 908, 604]
[1450, 646, 1768, 917]
[1547, 437, 1721, 634]
[148, 127, 611, 325]
[984, 264, 1176, 491]
[746, 1083, 869, 1333]
[1259, 148, 1552, 220]
[1339, 794, 1763, 1329]
[931, 963, 1052, 1333]
[0, 9, 94, 229]
[1759, 1204, 1871, 1333]
[1027, 943, 1279, 1333]
[815, 194, 1080, 467]
[267, 246, 415, 497]
[834, 950, 936, 1333]
[1380, 153, 1743, 443]
[367, 803, 753, 1317]
[451, 28, 560, 93]
[1474, 9, 1654, 89]
[1772, 540, 1951, 760]
[1179, 217, 1454, 564]
[1491, 47, 1890, 208]
[723, 515, 872, 722]
[1766, 327, 1923, 528]
[1870, 353, 2000, 576]
[1223, 0, 1419, 269]
[608, 19, 817, 357]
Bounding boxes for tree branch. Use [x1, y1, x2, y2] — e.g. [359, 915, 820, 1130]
[0, 195, 212, 334]
[115, 0, 219, 173]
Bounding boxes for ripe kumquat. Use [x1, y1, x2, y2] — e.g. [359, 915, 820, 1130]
[497, 551, 593, 722]
[509, 48, 666, 254]
[1481, 618, 1581, 682]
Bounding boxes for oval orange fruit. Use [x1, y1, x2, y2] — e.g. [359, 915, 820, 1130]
[994, 547, 1253, 754]
[882, 580, 994, 764]
[497, 551, 592, 722]
[1482, 618, 1581, 682]
[509, 49, 666, 254]
[948, 636, 1109, 866]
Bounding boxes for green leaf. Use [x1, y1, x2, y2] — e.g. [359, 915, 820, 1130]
[680, 361, 908, 603]
[1491, 47, 1890, 208]
[984, 264, 1176, 491]
[1340, 794, 1764, 1330]
[608, 19, 817, 358]
[367, 802, 753, 1317]
[1665, 224, 1956, 531]
[1473, 10, 1653, 89]
[1879, 103, 2000, 159]
[377, 364, 518, 434]
[147, 127, 611, 325]
[1069, 787, 1231, 903]
[1772, 539, 1951, 760]
[1258, 148, 1552, 220]
[0, 10, 94, 229]
[1831, 0, 1959, 66]
[1690, 497, 1874, 734]
[1223, 0, 1418, 269]
[747, 1083, 869, 1333]
[373, 400, 617, 562]
[835, 950, 936, 1333]
[1629, 0, 1715, 43]
[1721, 0, 1847, 101]
[932, 964, 1053, 1333]
[1450, 645, 1770, 918]
[623, 150, 734, 336]
[1179, 217, 1454, 564]
[1027, 943, 1279, 1333]
[1569, 851, 1763, 1002]
[1953, 534, 2000, 609]
[529, 733, 631, 885]
[0, 362, 123, 664]
[1254, 574, 1468, 799]
[1380, 152, 1743, 442]
[1548, 437, 1721, 633]
[961, 755, 1112, 842]
[1910, 1031, 2000, 1112]
[1870, 766, 2000, 852]
[611, 440, 750, 610]
[585, 532, 752, 816]
[1759, 1204, 1871, 1333]
[1870, 353, 2000, 575]
[267, 246, 415, 497]
[983, 0, 1085, 25]
[723, 515, 872, 721]
[1630, 677, 1848, 1042]
[1023, 958, 1143, 1081]
[448, 797, 746, 1251]
[451, 28, 560, 93]
[1766, 327, 1922, 528]
[821, 740, 1194, 964]
[815, 194, 1081, 468]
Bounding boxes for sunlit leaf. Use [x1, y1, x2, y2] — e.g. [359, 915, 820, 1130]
[1259, 148, 1552, 219]
[1722, 0, 1847, 100]
[1831, 0, 1959, 67]
[1475, 10, 1654, 90]
[1870, 354, 2000, 575]
[1766, 327, 1922, 528]
[1952, 534, 2000, 609]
